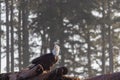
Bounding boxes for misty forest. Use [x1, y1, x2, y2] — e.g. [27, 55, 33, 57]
[0, 0, 120, 79]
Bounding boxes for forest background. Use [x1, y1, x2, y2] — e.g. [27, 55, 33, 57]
[0, 0, 120, 79]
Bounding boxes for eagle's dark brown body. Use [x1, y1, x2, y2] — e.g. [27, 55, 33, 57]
[31, 53, 59, 71]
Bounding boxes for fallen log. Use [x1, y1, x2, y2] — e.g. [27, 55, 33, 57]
[0, 66, 80, 80]
[27, 66, 80, 80]
[34, 66, 68, 80]
[17, 64, 43, 80]
[59, 76, 80, 80]
[0, 73, 10, 80]
[85, 72, 120, 80]
[0, 64, 44, 80]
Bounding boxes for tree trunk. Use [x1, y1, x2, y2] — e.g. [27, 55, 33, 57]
[108, 26, 113, 73]
[101, 26, 106, 74]
[107, 0, 113, 73]
[21, 0, 29, 68]
[0, 1, 1, 73]
[5, 0, 10, 72]
[101, 0, 106, 74]
[57, 0, 65, 67]
[87, 29, 92, 77]
[10, 0, 14, 72]
[18, 0, 22, 71]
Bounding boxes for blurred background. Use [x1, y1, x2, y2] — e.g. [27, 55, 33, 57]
[0, 0, 120, 79]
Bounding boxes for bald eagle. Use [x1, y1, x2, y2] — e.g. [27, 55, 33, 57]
[29, 44, 60, 71]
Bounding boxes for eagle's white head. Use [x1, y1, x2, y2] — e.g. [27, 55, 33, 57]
[52, 44, 60, 56]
